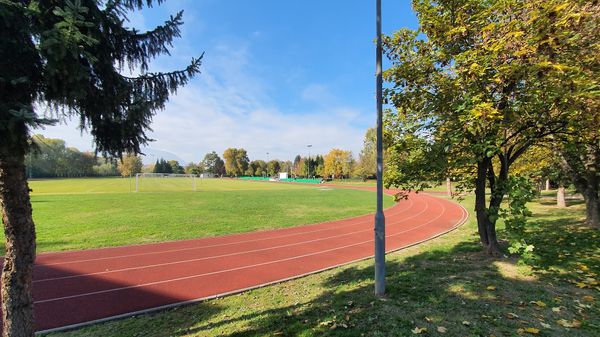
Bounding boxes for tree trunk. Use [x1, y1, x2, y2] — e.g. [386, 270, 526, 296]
[557, 185, 566, 208]
[559, 146, 600, 228]
[446, 177, 452, 197]
[0, 152, 36, 337]
[545, 179, 551, 191]
[474, 159, 502, 255]
[474, 161, 490, 248]
[583, 188, 600, 227]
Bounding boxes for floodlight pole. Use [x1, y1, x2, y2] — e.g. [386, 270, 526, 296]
[307, 144, 312, 178]
[374, 0, 386, 297]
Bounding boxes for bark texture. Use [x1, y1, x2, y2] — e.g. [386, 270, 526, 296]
[583, 188, 600, 227]
[0, 152, 36, 337]
[559, 144, 600, 228]
[474, 159, 502, 256]
[557, 186, 566, 208]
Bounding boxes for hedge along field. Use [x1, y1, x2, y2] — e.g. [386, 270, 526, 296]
[15, 178, 394, 254]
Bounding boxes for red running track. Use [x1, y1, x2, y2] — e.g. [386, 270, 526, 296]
[10, 187, 467, 333]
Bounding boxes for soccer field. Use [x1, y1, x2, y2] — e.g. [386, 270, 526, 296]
[15, 178, 394, 254]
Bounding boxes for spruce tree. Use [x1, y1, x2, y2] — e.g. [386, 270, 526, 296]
[0, 1, 202, 335]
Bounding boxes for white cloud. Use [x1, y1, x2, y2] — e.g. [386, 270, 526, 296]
[35, 41, 367, 163]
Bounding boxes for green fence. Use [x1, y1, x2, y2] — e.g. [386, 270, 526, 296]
[239, 176, 322, 184]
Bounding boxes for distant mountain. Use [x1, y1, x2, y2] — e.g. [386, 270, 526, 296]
[140, 148, 186, 165]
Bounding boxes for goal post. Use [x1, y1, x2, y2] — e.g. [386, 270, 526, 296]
[134, 173, 199, 192]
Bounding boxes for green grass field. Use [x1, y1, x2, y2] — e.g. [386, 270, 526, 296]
[46, 194, 599, 337]
[17, 178, 394, 254]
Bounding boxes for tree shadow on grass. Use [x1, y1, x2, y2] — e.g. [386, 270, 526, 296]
[537, 198, 585, 207]
[173, 239, 597, 337]
[500, 203, 599, 283]
[48, 205, 598, 337]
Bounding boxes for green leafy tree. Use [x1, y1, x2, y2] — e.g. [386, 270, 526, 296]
[202, 151, 225, 176]
[549, 2, 600, 226]
[247, 160, 267, 176]
[25, 135, 96, 178]
[293, 157, 305, 177]
[152, 158, 172, 174]
[354, 128, 377, 180]
[267, 160, 281, 177]
[168, 160, 184, 174]
[292, 155, 302, 176]
[223, 148, 249, 177]
[0, 1, 201, 334]
[184, 162, 203, 175]
[152, 159, 161, 173]
[281, 160, 293, 175]
[314, 155, 325, 178]
[383, 0, 588, 255]
[117, 153, 143, 177]
[93, 158, 119, 176]
[254, 160, 267, 177]
[512, 145, 571, 208]
[558, 127, 600, 224]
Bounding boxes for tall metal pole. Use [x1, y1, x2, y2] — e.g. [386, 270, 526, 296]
[374, 0, 386, 297]
[307, 144, 312, 178]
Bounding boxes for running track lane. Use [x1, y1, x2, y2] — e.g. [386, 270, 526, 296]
[4, 188, 468, 333]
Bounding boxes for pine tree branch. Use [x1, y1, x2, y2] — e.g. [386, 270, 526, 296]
[111, 0, 165, 11]
[123, 11, 184, 71]
[103, 5, 185, 72]
[122, 55, 203, 107]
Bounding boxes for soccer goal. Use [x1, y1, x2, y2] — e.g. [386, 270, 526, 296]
[134, 173, 199, 192]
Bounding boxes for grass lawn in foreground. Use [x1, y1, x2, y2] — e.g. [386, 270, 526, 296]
[18, 178, 394, 254]
[45, 195, 599, 337]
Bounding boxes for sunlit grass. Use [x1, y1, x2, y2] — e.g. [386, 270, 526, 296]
[46, 195, 599, 337]
[7, 178, 394, 254]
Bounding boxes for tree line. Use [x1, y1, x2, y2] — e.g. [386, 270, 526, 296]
[26, 135, 119, 178]
[218, 147, 363, 179]
[23, 137, 376, 180]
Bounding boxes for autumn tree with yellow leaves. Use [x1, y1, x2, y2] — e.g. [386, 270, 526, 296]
[383, 0, 598, 255]
[323, 149, 353, 179]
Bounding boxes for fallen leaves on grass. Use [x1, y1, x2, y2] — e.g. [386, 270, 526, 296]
[531, 300, 546, 307]
[556, 319, 582, 328]
[486, 285, 497, 291]
[436, 326, 447, 333]
[517, 327, 540, 334]
[506, 312, 519, 319]
[411, 327, 427, 334]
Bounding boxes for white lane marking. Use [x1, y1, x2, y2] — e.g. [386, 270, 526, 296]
[37, 197, 414, 267]
[34, 199, 430, 283]
[36, 196, 457, 303]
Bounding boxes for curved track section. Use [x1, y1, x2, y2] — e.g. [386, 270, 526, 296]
[22, 187, 467, 332]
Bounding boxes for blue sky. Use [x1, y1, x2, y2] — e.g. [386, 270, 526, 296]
[38, 0, 418, 163]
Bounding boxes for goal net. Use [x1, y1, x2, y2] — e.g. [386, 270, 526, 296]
[134, 173, 198, 192]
